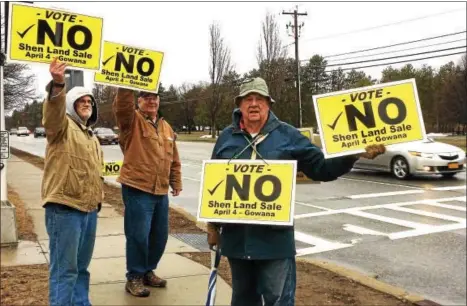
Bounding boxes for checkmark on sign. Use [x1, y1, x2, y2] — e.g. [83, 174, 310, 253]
[208, 180, 224, 195]
[102, 55, 115, 67]
[17, 24, 35, 39]
[327, 112, 343, 130]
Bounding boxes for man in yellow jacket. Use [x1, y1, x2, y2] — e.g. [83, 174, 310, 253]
[41, 58, 104, 306]
[113, 88, 182, 297]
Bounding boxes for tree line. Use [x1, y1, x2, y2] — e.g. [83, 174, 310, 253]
[4, 14, 466, 135]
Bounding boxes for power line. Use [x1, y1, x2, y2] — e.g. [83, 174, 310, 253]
[322, 30, 466, 58]
[301, 8, 466, 43]
[322, 51, 466, 74]
[305, 45, 466, 67]
[327, 38, 466, 62]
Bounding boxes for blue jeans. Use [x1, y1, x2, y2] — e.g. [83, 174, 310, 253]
[45, 203, 98, 306]
[122, 184, 169, 280]
[228, 257, 296, 306]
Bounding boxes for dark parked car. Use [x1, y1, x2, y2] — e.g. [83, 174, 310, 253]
[94, 128, 119, 145]
[34, 127, 46, 138]
[9, 128, 17, 135]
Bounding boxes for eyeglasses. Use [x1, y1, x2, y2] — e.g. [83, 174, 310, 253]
[77, 99, 95, 106]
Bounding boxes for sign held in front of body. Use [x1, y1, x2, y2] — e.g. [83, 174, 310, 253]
[7, 2, 104, 70]
[197, 160, 297, 226]
[102, 161, 123, 176]
[93, 41, 164, 93]
[313, 79, 427, 158]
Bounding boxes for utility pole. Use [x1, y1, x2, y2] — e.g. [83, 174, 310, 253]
[283, 6, 307, 128]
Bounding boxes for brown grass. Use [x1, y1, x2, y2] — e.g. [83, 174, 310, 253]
[6, 186, 37, 241]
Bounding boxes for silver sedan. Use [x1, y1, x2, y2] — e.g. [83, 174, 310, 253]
[353, 138, 466, 179]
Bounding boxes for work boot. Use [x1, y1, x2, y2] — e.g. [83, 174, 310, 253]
[125, 277, 150, 297]
[143, 271, 167, 288]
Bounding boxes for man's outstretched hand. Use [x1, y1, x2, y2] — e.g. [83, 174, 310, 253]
[358, 144, 386, 160]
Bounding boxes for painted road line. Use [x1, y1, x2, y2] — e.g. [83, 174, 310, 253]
[295, 201, 331, 211]
[389, 222, 466, 240]
[340, 177, 423, 189]
[348, 190, 425, 199]
[182, 176, 201, 182]
[295, 231, 353, 256]
[342, 224, 388, 236]
[387, 206, 466, 223]
[346, 210, 432, 230]
[422, 202, 466, 211]
[430, 186, 466, 191]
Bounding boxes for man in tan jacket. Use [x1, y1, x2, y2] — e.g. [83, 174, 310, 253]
[113, 88, 182, 297]
[41, 58, 104, 306]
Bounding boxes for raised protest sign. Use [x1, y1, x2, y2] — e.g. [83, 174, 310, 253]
[94, 41, 164, 93]
[6, 2, 104, 70]
[197, 160, 297, 226]
[102, 161, 123, 176]
[313, 79, 426, 158]
[296, 127, 319, 184]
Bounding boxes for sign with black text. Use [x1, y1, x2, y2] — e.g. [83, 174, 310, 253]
[197, 160, 297, 226]
[94, 41, 164, 92]
[7, 2, 104, 70]
[313, 79, 427, 158]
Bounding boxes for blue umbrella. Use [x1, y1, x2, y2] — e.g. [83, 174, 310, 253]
[206, 245, 221, 306]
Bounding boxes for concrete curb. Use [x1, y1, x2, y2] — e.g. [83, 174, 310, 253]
[170, 203, 208, 233]
[297, 258, 440, 305]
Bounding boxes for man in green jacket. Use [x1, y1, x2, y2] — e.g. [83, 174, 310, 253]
[207, 77, 385, 306]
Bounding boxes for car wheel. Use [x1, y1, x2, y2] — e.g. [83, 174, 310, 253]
[442, 173, 456, 179]
[391, 156, 411, 180]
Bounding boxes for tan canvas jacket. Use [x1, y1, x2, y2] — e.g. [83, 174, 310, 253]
[113, 88, 182, 195]
[41, 82, 104, 212]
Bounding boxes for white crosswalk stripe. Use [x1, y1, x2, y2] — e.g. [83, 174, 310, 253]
[295, 196, 466, 256]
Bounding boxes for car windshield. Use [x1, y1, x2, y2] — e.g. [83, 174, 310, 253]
[36, 128, 45, 131]
[97, 128, 114, 134]
[18, 127, 27, 130]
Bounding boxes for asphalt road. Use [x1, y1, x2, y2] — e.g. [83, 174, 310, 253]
[9, 135, 467, 305]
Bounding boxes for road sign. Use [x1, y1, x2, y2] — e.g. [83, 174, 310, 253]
[102, 161, 123, 176]
[0, 131, 9, 159]
[94, 41, 164, 93]
[296, 127, 320, 184]
[313, 79, 427, 158]
[197, 159, 297, 226]
[6, 2, 104, 70]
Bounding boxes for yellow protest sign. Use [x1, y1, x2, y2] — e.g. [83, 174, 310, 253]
[313, 79, 427, 158]
[7, 2, 103, 70]
[93, 41, 164, 92]
[197, 160, 297, 226]
[296, 128, 320, 184]
[102, 161, 123, 176]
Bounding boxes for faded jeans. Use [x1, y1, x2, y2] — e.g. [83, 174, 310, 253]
[228, 257, 296, 306]
[121, 184, 169, 280]
[45, 203, 98, 306]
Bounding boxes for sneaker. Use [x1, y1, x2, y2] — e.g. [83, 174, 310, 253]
[125, 277, 150, 297]
[143, 271, 167, 288]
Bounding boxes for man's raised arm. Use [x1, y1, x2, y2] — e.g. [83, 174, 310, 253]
[42, 58, 68, 143]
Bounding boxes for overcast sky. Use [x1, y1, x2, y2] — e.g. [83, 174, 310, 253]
[4, 0, 467, 100]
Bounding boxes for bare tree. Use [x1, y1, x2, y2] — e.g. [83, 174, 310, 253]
[1, 21, 38, 110]
[256, 12, 287, 105]
[256, 12, 286, 69]
[3, 63, 38, 110]
[208, 21, 232, 138]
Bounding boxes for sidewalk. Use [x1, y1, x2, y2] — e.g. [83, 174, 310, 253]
[2, 155, 232, 305]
